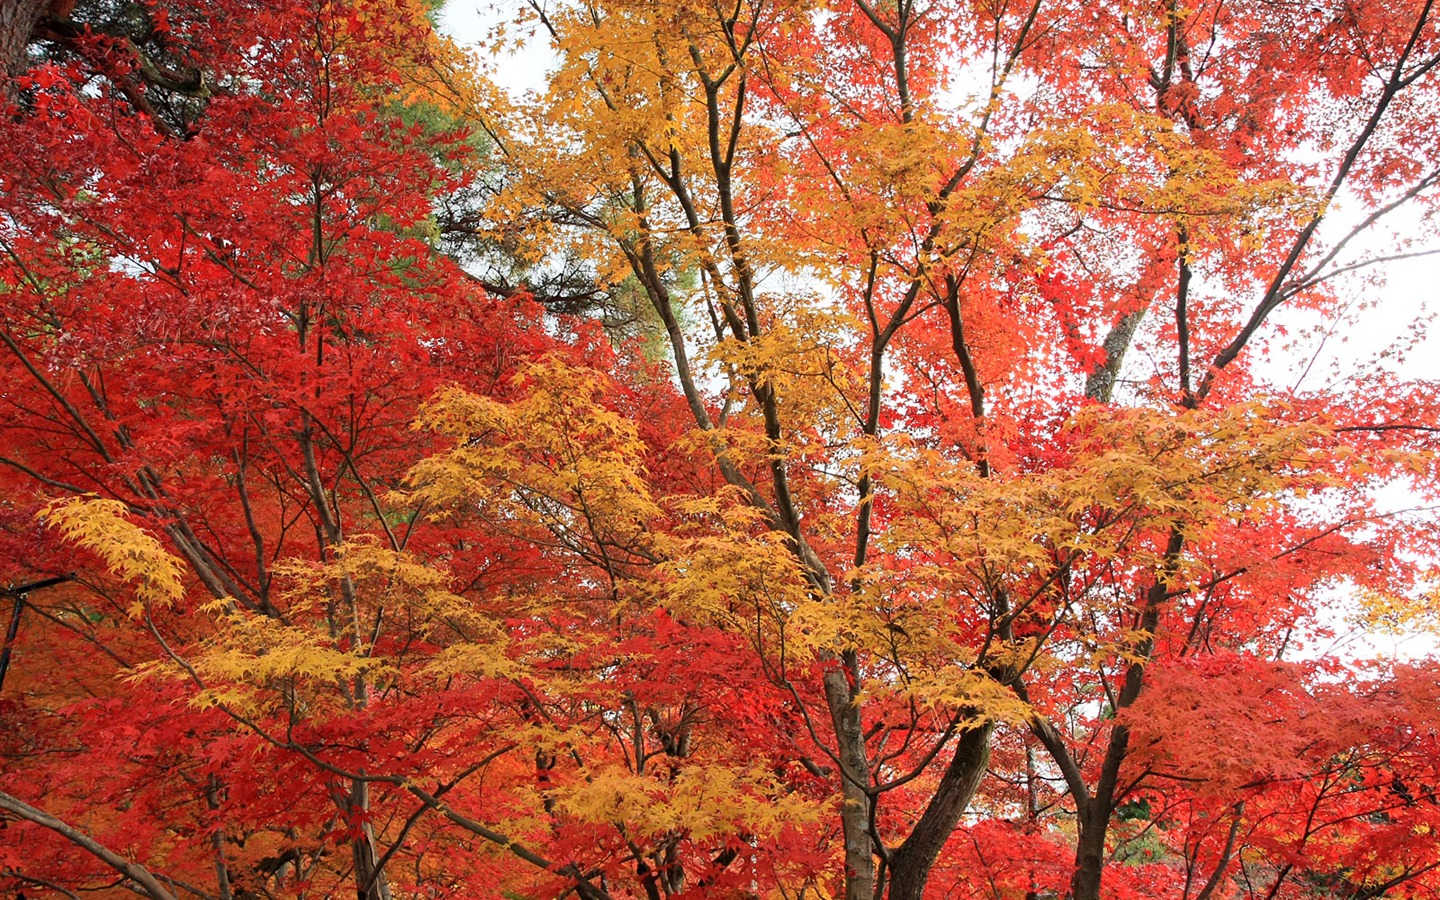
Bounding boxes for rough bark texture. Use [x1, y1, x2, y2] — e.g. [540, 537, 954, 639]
[1085, 306, 1148, 402]
[823, 662, 876, 900]
[1, 0, 45, 86]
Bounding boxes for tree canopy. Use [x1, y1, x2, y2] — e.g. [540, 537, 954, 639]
[2, 1, 1440, 899]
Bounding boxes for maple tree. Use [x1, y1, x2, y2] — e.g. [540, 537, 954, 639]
[3, 0, 1440, 899]
[0, 0, 614, 896]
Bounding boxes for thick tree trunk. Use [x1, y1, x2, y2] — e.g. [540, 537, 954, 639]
[1085, 306, 1148, 402]
[1070, 801, 1109, 900]
[886, 719, 994, 900]
[823, 659, 875, 900]
[1, 0, 45, 98]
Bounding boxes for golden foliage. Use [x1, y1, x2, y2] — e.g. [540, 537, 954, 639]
[554, 765, 816, 842]
[402, 359, 661, 568]
[39, 496, 185, 615]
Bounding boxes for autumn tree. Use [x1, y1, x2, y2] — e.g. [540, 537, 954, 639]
[3, 0, 1440, 899]
[0, 0, 647, 896]
[432, 0, 1440, 898]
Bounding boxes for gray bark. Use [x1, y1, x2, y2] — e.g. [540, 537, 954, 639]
[1085, 306, 1148, 402]
[823, 661, 876, 900]
[0, 789, 180, 900]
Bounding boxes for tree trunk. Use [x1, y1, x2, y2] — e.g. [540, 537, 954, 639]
[1085, 306, 1148, 402]
[345, 778, 393, 900]
[1, 0, 44, 89]
[1069, 798, 1109, 900]
[206, 775, 234, 900]
[823, 659, 875, 900]
[886, 720, 993, 900]
[1069, 532, 1180, 900]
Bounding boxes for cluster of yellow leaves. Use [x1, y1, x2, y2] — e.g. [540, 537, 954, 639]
[281, 540, 494, 629]
[656, 489, 812, 626]
[554, 765, 816, 842]
[770, 402, 1335, 708]
[102, 534, 511, 713]
[39, 496, 184, 616]
[182, 605, 393, 712]
[1056, 401, 1332, 539]
[477, 0, 819, 287]
[706, 297, 871, 446]
[276, 540, 515, 682]
[403, 359, 661, 570]
[1351, 579, 1440, 637]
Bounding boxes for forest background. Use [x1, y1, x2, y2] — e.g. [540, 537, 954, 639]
[2, 1, 1440, 900]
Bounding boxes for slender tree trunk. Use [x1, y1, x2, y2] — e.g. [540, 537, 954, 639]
[1068, 533, 1179, 900]
[0, 589, 26, 692]
[348, 778, 392, 900]
[1024, 741, 1042, 900]
[206, 775, 234, 900]
[823, 658, 875, 900]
